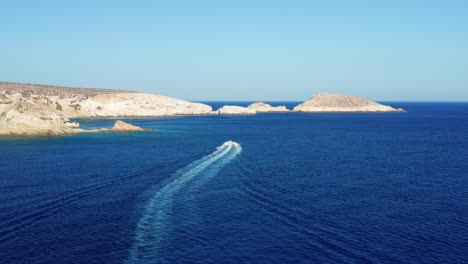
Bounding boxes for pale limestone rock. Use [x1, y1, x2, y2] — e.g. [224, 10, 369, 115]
[64, 93, 212, 117]
[293, 93, 405, 113]
[216, 105, 256, 115]
[75, 120, 151, 134]
[247, 102, 290, 112]
[65, 121, 80, 128]
[111, 120, 149, 132]
[0, 98, 74, 136]
[0, 81, 212, 136]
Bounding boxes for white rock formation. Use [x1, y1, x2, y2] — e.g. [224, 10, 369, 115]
[215, 105, 256, 115]
[63, 93, 212, 118]
[293, 93, 405, 112]
[0, 82, 212, 136]
[111, 120, 150, 132]
[72, 120, 151, 134]
[247, 102, 290, 112]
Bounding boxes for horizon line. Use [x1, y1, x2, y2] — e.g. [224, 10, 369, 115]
[2, 80, 467, 103]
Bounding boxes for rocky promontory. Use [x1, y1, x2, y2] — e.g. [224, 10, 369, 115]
[247, 102, 290, 112]
[293, 93, 404, 113]
[0, 82, 212, 136]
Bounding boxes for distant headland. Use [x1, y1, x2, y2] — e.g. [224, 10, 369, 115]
[0, 81, 404, 136]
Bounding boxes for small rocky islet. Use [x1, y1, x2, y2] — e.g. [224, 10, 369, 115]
[293, 93, 405, 113]
[247, 102, 290, 113]
[0, 81, 404, 136]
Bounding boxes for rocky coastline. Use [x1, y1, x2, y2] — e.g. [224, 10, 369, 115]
[0, 82, 405, 136]
[0, 82, 210, 136]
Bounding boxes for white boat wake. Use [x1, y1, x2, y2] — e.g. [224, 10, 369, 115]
[126, 141, 242, 263]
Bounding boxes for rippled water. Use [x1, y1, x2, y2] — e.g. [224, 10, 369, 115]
[1, 102, 467, 263]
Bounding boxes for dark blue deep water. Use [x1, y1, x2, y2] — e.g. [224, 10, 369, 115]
[1, 102, 467, 263]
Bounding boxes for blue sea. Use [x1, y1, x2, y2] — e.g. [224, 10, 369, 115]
[1, 102, 467, 264]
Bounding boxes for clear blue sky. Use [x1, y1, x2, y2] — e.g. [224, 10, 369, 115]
[1, 0, 467, 101]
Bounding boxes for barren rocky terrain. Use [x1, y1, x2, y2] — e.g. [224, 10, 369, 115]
[293, 93, 405, 112]
[0, 82, 212, 136]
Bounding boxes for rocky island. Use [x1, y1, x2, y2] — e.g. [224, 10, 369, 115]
[293, 93, 404, 113]
[247, 102, 290, 112]
[215, 105, 256, 115]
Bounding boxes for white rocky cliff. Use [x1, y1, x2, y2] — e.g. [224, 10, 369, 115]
[0, 82, 212, 136]
[247, 102, 290, 112]
[293, 93, 404, 112]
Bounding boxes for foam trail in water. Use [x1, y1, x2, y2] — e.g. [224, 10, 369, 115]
[126, 141, 242, 264]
